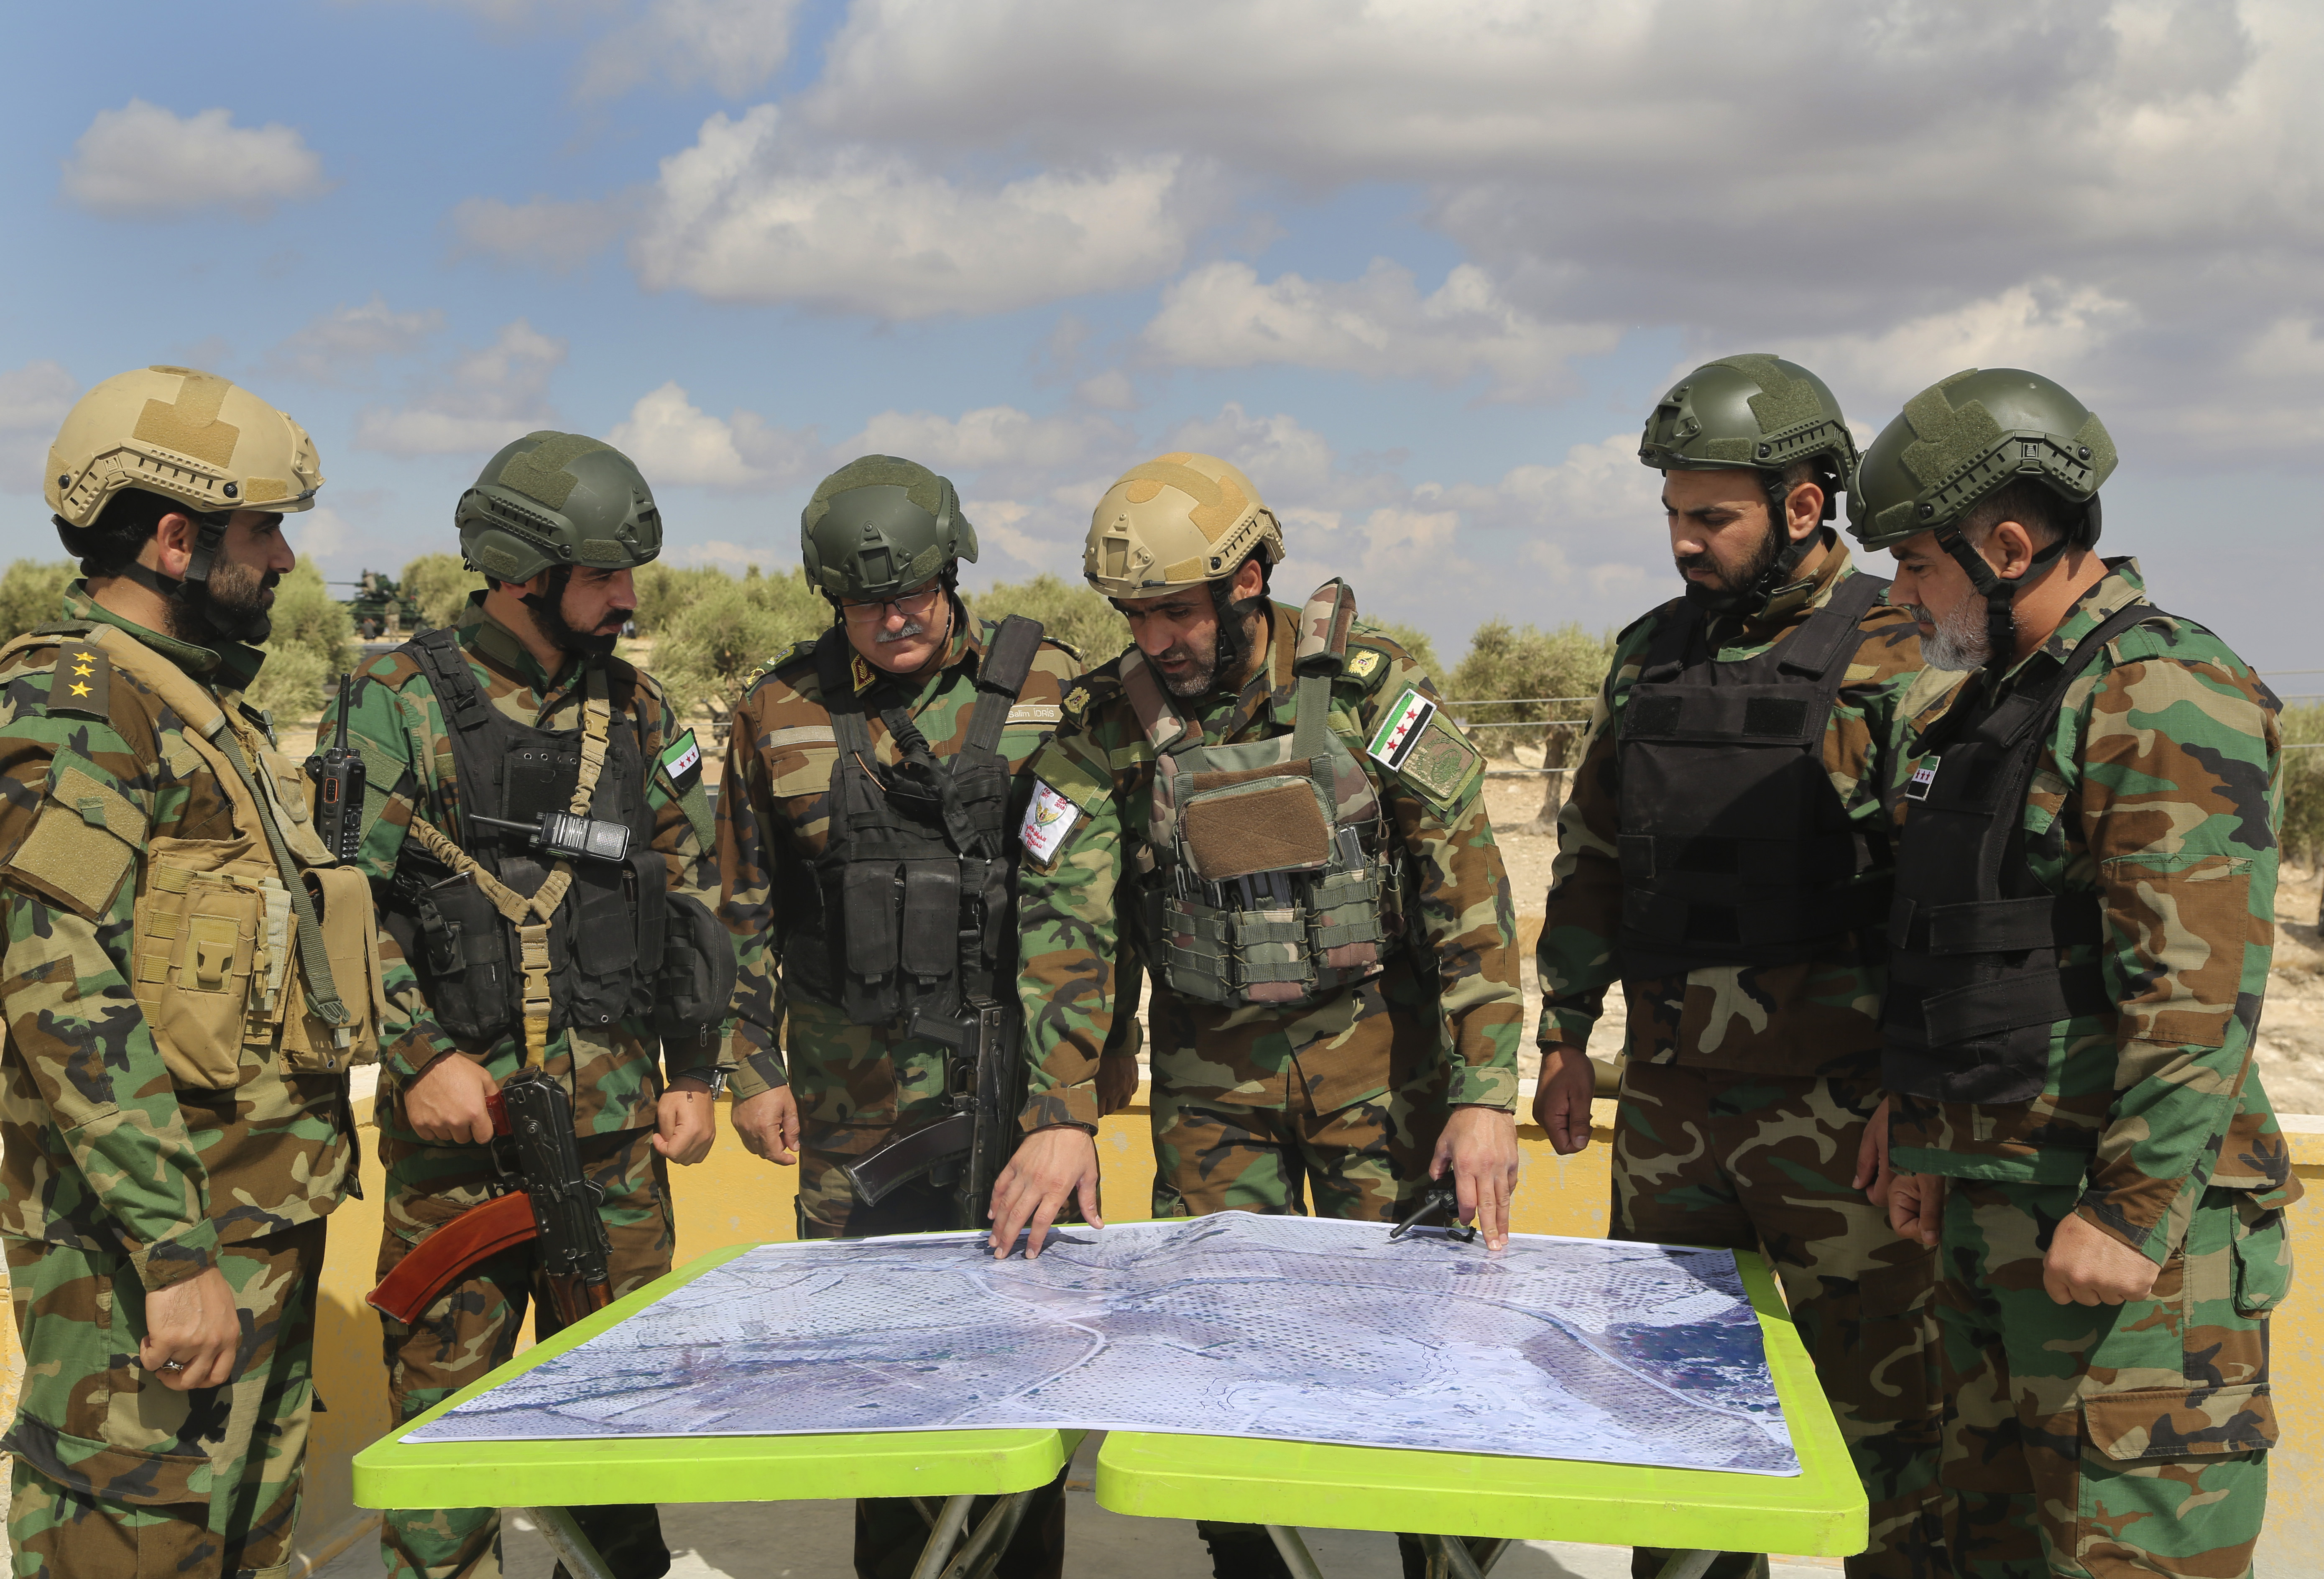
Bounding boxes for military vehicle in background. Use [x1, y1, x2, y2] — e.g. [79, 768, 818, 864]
[333, 570, 429, 640]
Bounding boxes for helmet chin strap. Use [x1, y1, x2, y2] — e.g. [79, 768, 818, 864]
[1932, 496, 2097, 694]
[69, 510, 273, 646]
[1686, 522, 1823, 618]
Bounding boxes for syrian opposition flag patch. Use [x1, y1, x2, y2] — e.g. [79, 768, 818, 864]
[661, 729, 703, 793]
[1020, 780, 1082, 864]
[1366, 687, 1439, 773]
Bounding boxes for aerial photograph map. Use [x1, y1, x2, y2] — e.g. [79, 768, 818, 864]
[408, 1214, 1798, 1476]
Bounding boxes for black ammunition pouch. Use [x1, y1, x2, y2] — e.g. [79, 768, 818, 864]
[655, 892, 738, 1041]
[384, 628, 662, 1042]
[784, 618, 1043, 1029]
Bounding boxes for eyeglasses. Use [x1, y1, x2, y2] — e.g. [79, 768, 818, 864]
[839, 582, 943, 625]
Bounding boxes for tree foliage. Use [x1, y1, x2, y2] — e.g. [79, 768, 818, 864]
[967, 574, 1129, 664]
[0, 560, 76, 643]
[2278, 704, 2324, 871]
[400, 553, 485, 631]
[252, 561, 359, 720]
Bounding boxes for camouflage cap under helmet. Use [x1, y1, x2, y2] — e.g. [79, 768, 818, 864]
[1639, 354, 1857, 520]
[1846, 367, 2115, 552]
[1084, 452, 1285, 598]
[800, 455, 976, 601]
[456, 431, 663, 585]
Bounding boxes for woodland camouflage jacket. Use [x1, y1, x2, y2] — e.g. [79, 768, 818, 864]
[1014, 600, 1522, 1133]
[324, 594, 717, 1142]
[1536, 537, 1926, 1076]
[0, 584, 351, 1291]
[1887, 559, 2301, 1261]
[716, 608, 1082, 1105]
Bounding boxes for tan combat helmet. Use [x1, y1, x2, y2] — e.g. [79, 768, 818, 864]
[47, 364, 324, 532]
[1084, 452, 1285, 598]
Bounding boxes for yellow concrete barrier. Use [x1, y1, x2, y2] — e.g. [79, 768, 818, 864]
[1, 1097, 2315, 1574]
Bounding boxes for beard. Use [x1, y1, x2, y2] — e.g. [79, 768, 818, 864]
[525, 590, 621, 659]
[1677, 518, 1785, 611]
[1157, 627, 1226, 698]
[170, 559, 279, 644]
[1907, 595, 1996, 672]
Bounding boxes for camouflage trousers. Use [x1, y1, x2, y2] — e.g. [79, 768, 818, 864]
[1932, 1180, 2285, 1579]
[1612, 1062, 1944, 1579]
[1147, 1031, 1447, 1222]
[3, 1218, 326, 1579]
[375, 1127, 674, 1579]
[797, 1144, 1067, 1579]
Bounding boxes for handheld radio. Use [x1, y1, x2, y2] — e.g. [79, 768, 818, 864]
[305, 675, 368, 861]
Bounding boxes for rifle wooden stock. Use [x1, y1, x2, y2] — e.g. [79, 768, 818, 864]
[366, 1192, 538, 1323]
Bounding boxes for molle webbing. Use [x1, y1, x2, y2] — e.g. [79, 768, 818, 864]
[405, 629, 615, 1064]
[82, 624, 354, 1040]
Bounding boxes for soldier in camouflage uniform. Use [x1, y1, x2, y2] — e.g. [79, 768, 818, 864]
[1857, 369, 2296, 1579]
[718, 456, 1081, 1579]
[0, 366, 383, 1576]
[1533, 357, 1943, 1579]
[988, 453, 1521, 1576]
[327, 432, 731, 1579]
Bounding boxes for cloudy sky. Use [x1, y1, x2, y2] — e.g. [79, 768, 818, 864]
[3, 0, 2319, 668]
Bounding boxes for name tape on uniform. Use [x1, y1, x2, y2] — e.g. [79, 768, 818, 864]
[1021, 780, 1081, 863]
[1365, 688, 1438, 774]
[661, 730, 703, 790]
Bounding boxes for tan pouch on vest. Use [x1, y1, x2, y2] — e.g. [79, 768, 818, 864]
[131, 838, 276, 1090]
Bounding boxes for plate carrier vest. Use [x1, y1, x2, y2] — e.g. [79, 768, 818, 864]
[0, 621, 385, 1088]
[1126, 580, 1404, 1009]
[1880, 600, 2159, 1104]
[1614, 570, 1891, 976]
[391, 628, 668, 1061]
[779, 615, 1046, 1028]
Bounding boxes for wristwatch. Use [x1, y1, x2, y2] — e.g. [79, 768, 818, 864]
[669, 1063, 735, 1098]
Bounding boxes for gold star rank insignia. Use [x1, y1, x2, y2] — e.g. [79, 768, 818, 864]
[50, 642, 111, 719]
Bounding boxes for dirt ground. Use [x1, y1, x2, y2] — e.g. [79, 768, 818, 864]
[1482, 769, 2324, 1118]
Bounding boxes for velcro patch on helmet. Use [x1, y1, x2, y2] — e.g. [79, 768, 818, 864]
[499, 432, 607, 510]
[132, 369, 240, 468]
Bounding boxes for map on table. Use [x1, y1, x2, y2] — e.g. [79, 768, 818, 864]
[405, 1214, 1796, 1475]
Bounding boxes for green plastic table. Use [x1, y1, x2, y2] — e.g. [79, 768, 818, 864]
[352, 1242, 1077, 1579]
[354, 1242, 1864, 1579]
[1093, 1250, 1867, 1579]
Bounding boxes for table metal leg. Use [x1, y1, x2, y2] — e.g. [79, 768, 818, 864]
[909, 1493, 976, 1579]
[1263, 1525, 1329, 1579]
[520, 1507, 618, 1579]
[1650, 1553, 1718, 1579]
[941, 1487, 1039, 1579]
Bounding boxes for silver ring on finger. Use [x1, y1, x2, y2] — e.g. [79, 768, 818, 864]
[161, 1359, 186, 1372]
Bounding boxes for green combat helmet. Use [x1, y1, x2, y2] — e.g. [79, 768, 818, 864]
[1847, 367, 2115, 680]
[1640, 353, 1858, 510]
[800, 455, 976, 600]
[455, 431, 663, 584]
[1639, 354, 1857, 611]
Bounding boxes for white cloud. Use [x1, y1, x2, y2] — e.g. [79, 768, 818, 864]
[1791, 281, 2140, 405]
[288, 504, 356, 560]
[266, 296, 445, 385]
[844, 406, 1120, 478]
[577, 0, 803, 99]
[449, 192, 636, 271]
[1076, 369, 1138, 411]
[1163, 404, 1338, 496]
[61, 101, 330, 219]
[1143, 259, 1617, 401]
[0, 361, 79, 495]
[355, 321, 566, 457]
[629, 105, 1200, 317]
[606, 381, 820, 492]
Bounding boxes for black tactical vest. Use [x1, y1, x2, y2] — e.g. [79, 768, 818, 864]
[1614, 570, 1892, 977]
[388, 629, 665, 1042]
[1881, 600, 2158, 1103]
[780, 616, 1044, 1027]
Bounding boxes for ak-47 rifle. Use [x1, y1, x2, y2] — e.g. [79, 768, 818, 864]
[367, 1067, 613, 1326]
[845, 994, 1023, 1230]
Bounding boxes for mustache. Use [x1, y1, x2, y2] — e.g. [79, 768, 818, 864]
[873, 618, 928, 644]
